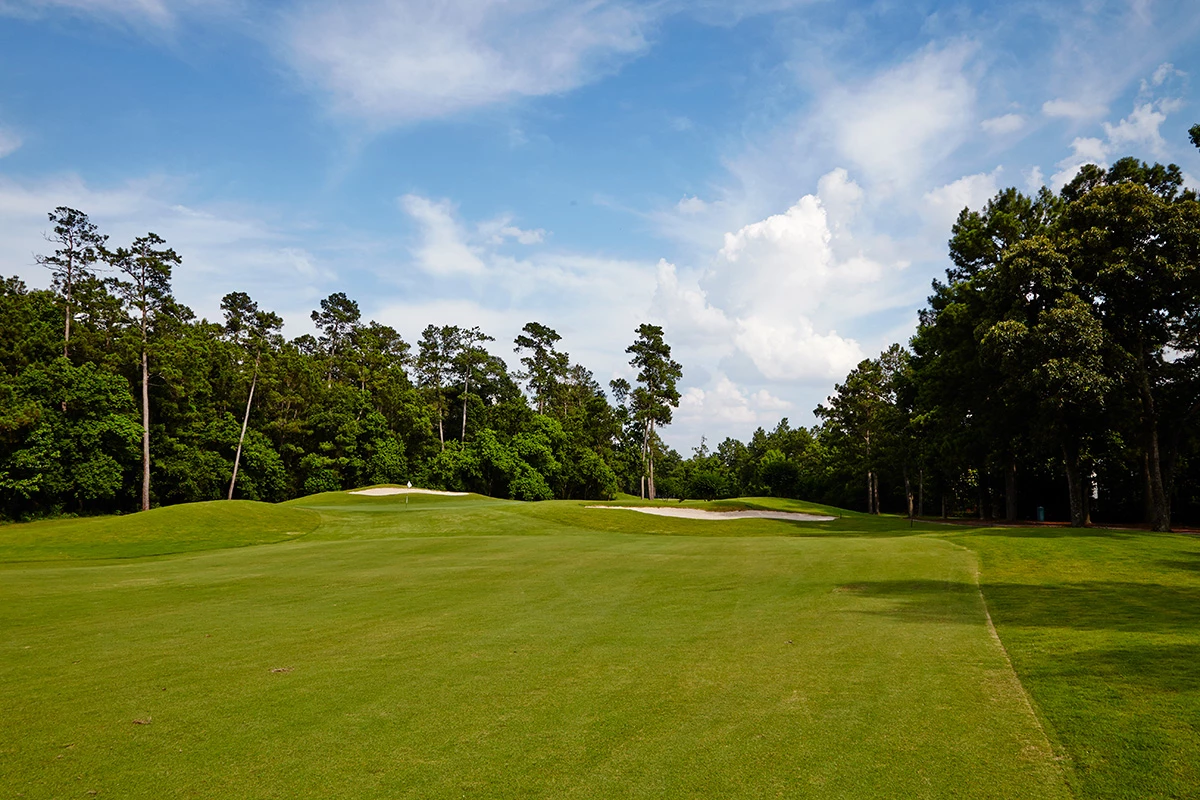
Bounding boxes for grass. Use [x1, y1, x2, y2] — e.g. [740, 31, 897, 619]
[1, 489, 1196, 797]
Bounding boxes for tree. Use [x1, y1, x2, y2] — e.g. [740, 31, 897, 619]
[108, 233, 181, 511]
[455, 326, 495, 442]
[35, 207, 108, 360]
[514, 322, 568, 414]
[625, 324, 682, 500]
[1055, 159, 1200, 531]
[815, 353, 902, 514]
[221, 292, 283, 500]
[1189, 123, 1200, 151]
[416, 325, 460, 450]
[311, 292, 361, 385]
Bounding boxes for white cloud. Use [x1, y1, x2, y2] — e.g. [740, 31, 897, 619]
[1042, 98, 1108, 120]
[651, 168, 919, 388]
[0, 0, 228, 28]
[677, 375, 791, 429]
[820, 42, 977, 189]
[477, 216, 546, 245]
[922, 167, 1002, 229]
[981, 113, 1025, 136]
[1103, 99, 1179, 156]
[0, 128, 21, 158]
[0, 173, 337, 330]
[399, 194, 486, 275]
[278, 0, 651, 123]
[676, 196, 708, 215]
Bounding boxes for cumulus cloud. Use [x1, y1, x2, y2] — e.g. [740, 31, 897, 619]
[677, 375, 791, 430]
[278, 0, 651, 123]
[649, 168, 922, 388]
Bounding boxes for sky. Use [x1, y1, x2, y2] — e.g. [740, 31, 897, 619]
[1, 0, 1199, 450]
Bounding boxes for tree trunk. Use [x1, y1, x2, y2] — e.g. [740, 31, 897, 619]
[461, 371, 470, 443]
[1082, 469, 1092, 526]
[918, 468, 924, 517]
[941, 493, 947, 519]
[904, 470, 913, 518]
[140, 336, 151, 512]
[1138, 360, 1171, 531]
[1005, 458, 1017, 522]
[872, 471, 880, 515]
[63, 288, 72, 359]
[648, 420, 656, 500]
[866, 470, 873, 513]
[1062, 444, 1084, 528]
[1140, 452, 1155, 524]
[228, 355, 259, 501]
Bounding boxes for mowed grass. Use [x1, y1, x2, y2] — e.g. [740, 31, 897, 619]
[3, 490, 1195, 798]
[0, 500, 320, 562]
[949, 526, 1200, 798]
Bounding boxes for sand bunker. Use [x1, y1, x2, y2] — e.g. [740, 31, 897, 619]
[348, 487, 469, 496]
[586, 506, 835, 522]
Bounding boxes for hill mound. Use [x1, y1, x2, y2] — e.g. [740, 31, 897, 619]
[0, 501, 320, 562]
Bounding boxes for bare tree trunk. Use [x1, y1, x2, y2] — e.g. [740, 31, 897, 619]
[1005, 458, 1017, 521]
[461, 371, 470, 443]
[648, 420, 656, 500]
[228, 355, 259, 501]
[904, 470, 913, 518]
[1143, 452, 1154, 524]
[866, 471, 873, 513]
[872, 471, 880, 515]
[1082, 469, 1092, 526]
[1063, 444, 1084, 528]
[140, 337, 151, 512]
[918, 468, 924, 517]
[1138, 359, 1171, 531]
[63, 290, 72, 359]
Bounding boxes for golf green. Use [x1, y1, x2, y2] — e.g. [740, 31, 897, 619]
[3, 491, 1191, 798]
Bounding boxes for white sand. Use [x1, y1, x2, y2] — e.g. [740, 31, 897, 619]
[348, 487, 469, 496]
[586, 506, 835, 522]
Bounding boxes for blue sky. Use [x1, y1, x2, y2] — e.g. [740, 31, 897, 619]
[1, 0, 1199, 448]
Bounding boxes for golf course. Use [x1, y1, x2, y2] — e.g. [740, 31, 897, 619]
[3, 489, 1198, 799]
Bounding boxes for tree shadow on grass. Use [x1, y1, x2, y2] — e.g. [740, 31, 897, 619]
[848, 579, 1200, 633]
[1039, 641, 1200, 695]
[960, 525, 1137, 540]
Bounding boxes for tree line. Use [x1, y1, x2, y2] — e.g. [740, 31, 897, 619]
[650, 145, 1200, 532]
[4, 134, 1199, 529]
[0, 213, 688, 518]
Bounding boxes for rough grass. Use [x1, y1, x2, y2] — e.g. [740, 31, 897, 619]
[2, 490, 1196, 797]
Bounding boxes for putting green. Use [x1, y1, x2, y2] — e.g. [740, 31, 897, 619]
[0, 494, 1071, 798]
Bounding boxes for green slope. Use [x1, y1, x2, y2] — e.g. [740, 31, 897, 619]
[0, 500, 321, 561]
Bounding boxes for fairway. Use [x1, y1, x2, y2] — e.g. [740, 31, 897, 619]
[4, 491, 1177, 798]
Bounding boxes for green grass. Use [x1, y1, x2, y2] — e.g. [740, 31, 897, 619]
[1, 490, 1196, 797]
[0, 500, 320, 562]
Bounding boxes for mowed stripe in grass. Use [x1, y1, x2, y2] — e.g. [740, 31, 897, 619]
[955, 527, 1200, 799]
[0, 496, 1067, 799]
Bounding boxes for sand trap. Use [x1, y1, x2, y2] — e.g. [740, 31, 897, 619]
[348, 487, 469, 496]
[586, 506, 835, 522]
